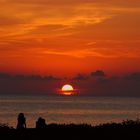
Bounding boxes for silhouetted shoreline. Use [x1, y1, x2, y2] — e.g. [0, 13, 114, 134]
[1, 120, 140, 140]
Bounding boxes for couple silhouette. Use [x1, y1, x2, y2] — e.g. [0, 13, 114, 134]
[16, 113, 47, 129]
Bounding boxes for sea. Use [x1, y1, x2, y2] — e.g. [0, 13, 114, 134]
[0, 95, 140, 128]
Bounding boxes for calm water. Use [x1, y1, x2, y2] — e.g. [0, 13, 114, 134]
[0, 95, 140, 128]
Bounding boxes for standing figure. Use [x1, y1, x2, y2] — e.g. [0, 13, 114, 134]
[17, 113, 26, 129]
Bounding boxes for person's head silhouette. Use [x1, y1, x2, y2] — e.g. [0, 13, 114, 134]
[17, 113, 26, 129]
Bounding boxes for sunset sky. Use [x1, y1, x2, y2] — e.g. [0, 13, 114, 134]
[0, 0, 140, 95]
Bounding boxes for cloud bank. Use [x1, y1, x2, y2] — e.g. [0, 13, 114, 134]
[0, 71, 140, 96]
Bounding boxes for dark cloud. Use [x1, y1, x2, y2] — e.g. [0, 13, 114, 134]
[14, 75, 26, 80]
[44, 75, 61, 80]
[14, 75, 42, 80]
[15, 75, 60, 81]
[97, 76, 118, 84]
[0, 72, 60, 81]
[125, 72, 140, 82]
[91, 70, 106, 77]
[0, 73, 11, 79]
[72, 74, 89, 80]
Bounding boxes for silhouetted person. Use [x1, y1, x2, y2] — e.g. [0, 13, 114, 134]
[17, 113, 26, 129]
[36, 117, 47, 129]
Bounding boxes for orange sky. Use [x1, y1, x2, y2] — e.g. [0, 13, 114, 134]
[0, 0, 140, 76]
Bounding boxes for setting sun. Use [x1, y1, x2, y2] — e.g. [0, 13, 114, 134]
[61, 84, 74, 95]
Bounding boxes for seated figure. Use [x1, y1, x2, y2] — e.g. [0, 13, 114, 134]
[36, 117, 47, 129]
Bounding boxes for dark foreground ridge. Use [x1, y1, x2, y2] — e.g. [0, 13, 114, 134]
[1, 120, 140, 140]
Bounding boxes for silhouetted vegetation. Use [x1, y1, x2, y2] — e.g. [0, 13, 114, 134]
[0, 123, 12, 129]
[1, 119, 140, 139]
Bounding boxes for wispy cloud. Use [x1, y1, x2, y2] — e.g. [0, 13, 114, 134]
[0, 0, 140, 74]
[0, 3, 113, 38]
[42, 47, 140, 58]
